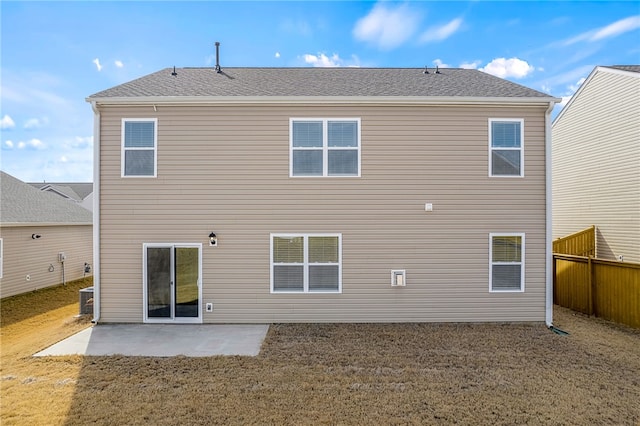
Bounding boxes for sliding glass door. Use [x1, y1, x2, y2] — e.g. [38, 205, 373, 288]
[144, 244, 202, 323]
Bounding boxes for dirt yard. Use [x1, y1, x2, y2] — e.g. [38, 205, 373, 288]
[1, 280, 639, 425]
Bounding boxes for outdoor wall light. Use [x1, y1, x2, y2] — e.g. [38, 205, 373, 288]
[32, 234, 41, 239]
[209, 232, 217, 247]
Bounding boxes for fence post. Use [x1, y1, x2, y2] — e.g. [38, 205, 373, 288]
[552, 255, 557, 304]
[588, 256, 595, 317]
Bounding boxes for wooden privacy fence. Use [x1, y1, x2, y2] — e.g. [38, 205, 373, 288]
[553, 226, 639, 328]
[553, 254, 640, 329]
[553, 225, 596, 256]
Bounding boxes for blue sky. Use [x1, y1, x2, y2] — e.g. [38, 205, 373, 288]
[1, 1, 639, 182]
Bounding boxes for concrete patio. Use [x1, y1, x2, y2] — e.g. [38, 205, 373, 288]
[34, 324, 269, 357]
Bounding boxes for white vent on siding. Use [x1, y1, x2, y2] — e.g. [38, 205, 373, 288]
[391, 270, 406, 287]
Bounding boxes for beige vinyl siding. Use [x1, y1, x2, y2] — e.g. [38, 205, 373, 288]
[97, 103, 548, 323]
[0, 225, 93, 298]
[553, 69, 640, 263]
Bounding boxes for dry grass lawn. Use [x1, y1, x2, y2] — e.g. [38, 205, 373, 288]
[1, 280, 639, 425]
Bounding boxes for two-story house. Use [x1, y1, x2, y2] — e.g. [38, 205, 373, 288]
[553, 65, 640, 263]
[87, 66, 559, 325]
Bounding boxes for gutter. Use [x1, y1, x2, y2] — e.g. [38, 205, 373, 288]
[545, 100, 557, 328]
[87, 95, 560, 107]
[90, 101, 101, 324]
[0, 222, 91, 227]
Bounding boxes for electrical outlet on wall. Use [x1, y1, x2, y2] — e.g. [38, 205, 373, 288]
[205, 303, 213, 312]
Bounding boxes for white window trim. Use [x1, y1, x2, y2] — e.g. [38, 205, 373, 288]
[289, 118, 361, 178]
[488, 118, 524, 178]
[270, 233, 343, 293]
[121, 118, 158, 178]
[489, 232, 525, 293]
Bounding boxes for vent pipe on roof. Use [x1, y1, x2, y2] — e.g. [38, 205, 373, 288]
[423, 66, 441, 75]
[215, 41, 222, 74]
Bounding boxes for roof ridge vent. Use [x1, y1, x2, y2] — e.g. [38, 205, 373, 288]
[215, 42, 222, 74]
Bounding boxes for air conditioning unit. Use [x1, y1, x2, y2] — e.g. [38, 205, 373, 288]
[391, 270, 406, 287]
[79, 286, 94, 315]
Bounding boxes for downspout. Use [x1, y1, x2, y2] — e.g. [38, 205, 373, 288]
[545, 100, 555, 328]
[90, 101, 101, 324]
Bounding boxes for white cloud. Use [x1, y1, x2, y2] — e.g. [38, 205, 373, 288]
[115, 60, 124, 68]
[16, 138, 46, 150]
[4, 140, 14, 149]
[557, 77, 587, 107]
[303, 53, 342, 67]
[419, 17, 463, 43]
[1, 114, 16, 129]
[275, 52, 281, 59]
[568, 77, 586, 93]
[563, 15, 640, 46]
[480, 58, 534, 79]
[539, 65, 594, 88]
[60, 155, 68, 163]
[24, 117, 46, 129]
[302, 53, 360, 68]
[460, 60, 481, 69]
[558, 96, 572, 108]
[432, 59, 450, 68]
[280, 18, 312, 37]
[66, 136, 93, 149]
[592, 15, 640, 40]
[353, 2, 420, 50]
[93, 58, 103, 71]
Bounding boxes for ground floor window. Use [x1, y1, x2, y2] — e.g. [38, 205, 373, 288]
[270, 234, 342, 293]
[489, 233, 524, 292]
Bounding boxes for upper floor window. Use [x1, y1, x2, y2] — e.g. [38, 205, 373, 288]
[489, 119, 523, 177]
[290, 118, 360, 177]
[122, 118, 157, 177]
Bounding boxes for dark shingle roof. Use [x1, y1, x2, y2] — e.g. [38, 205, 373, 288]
[1, 172, 92, 225]
[28, 182, 93, 201]
[88, 67, 553, 100]
[604, 65, 640, 73]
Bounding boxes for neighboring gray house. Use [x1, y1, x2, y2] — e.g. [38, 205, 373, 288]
[29, 182, 94, 212]
[87, 66, 559, 325]
[553, 65, 640, 263]
[0, 171, 93, 298]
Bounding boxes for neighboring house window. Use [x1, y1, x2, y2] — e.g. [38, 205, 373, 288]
[122, 118, 157, 177]
[490, 233, 525, 292]
[290, 119, 361, 177]
[271, 234, 342, 293]
[489, 119, 523, 177]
